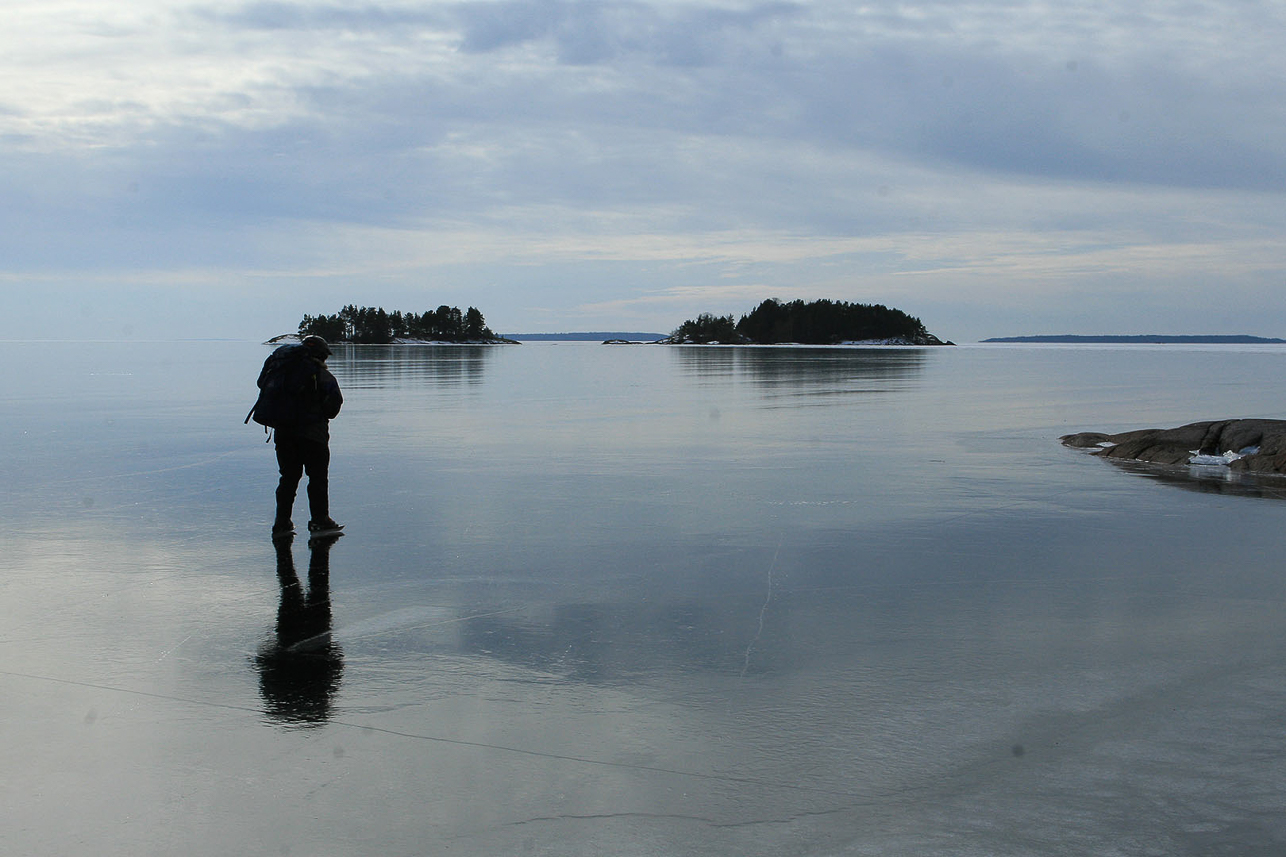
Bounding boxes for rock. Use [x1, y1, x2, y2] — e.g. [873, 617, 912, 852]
[1061, 419, 1286, 476]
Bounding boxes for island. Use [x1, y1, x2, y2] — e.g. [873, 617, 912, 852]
[663, 299, 952, 346]
[278, 305, 518, 344]
[1062, 419, 1286, 476]
[985, 335, 1286, 344]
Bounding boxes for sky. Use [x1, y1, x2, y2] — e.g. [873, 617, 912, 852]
[3, 0, 1285, 343]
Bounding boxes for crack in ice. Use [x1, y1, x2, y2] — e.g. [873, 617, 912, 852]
[0, 667, 888, 799]
[741, 540, 782, 678]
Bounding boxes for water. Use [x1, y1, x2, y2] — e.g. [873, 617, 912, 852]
[4, 340, 1286, 855]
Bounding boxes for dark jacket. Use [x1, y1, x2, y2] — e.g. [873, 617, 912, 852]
[260, 346, 342, 444]
[301, 358, 342, 443]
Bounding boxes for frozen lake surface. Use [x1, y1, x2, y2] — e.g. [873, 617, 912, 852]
[4, 340, 1286, 855]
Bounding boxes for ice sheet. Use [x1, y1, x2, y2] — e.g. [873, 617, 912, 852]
[5, 341, 1286, 855]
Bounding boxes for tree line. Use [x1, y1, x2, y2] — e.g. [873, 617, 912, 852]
[670, 298, 939, 345]
[298, 304, 500, 344]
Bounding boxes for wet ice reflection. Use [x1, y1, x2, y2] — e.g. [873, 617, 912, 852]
[255, 535, 344, 726]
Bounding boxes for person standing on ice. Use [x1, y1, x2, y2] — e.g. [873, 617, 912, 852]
[248, 334, 344, 539]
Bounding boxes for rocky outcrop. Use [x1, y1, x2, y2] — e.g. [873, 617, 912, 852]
[1061, 419, 1286, 476]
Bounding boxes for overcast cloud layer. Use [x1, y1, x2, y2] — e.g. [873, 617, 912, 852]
[3, 0, 1285, 340]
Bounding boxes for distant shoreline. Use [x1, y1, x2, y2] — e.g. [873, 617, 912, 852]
[983, 335, 1286, 344]
[503, 332, 668, 341]
[265, 334, 519, 346]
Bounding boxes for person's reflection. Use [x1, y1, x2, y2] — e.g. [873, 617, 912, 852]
[254, 534, 344, 726]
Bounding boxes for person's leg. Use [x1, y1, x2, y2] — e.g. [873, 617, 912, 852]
[274, 434, 305, 529]
[301, 440, 332, 524]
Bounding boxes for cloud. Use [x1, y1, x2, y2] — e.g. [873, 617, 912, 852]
[195, 1, 447, 32]
[451, 0, 801, 66]
[0, 0, 1284, 340]
[12, 1, 1285, 193]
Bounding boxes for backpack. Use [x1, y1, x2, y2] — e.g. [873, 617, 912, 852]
[244, 344, 318, 430]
